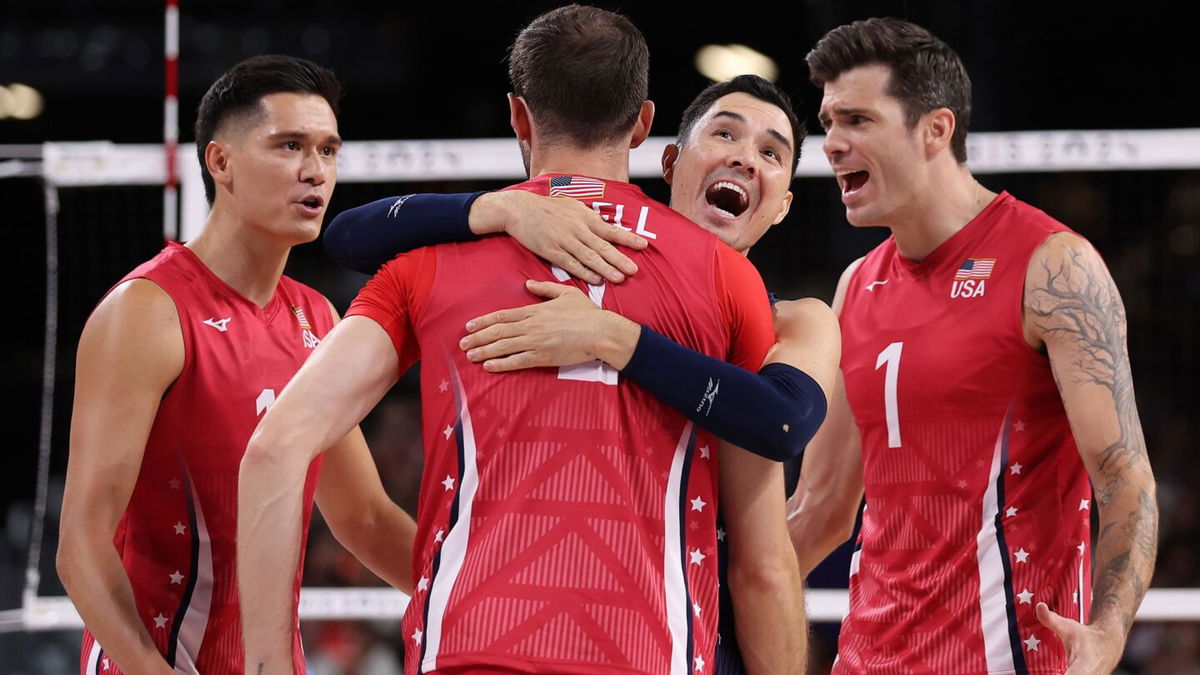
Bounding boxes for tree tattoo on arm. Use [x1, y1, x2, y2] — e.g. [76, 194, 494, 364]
[1025, 234, 1157, 634]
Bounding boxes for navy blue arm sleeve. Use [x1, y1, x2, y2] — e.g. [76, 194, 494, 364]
[323, 192, 485, 274]
[621, 326, 827, 461]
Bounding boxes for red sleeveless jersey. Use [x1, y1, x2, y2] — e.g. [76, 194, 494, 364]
[348, 174, 775, 674]
[80, 242, 331, 675]
[833, 193, 1089, 674]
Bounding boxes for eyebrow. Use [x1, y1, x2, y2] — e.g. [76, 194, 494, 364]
[712, 110, 793, 153]
[819, 106, 872, 123]
[266, 130, 343, 146]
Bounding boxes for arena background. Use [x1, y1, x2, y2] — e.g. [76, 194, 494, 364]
[1, 1, 1197, 673]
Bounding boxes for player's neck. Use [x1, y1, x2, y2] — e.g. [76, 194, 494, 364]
[187, 207, 291, 308]
[890, 167, 994, 262]
[530, 143, 631, 183]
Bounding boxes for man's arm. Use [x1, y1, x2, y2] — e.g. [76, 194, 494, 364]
[313, 300, 417, 594]
[786, 258, 867, 577]
[56, 280, 181, 675]
[238, 316, 401, 673]
[720, 444, 807, 674]
[324, 190, 646, 284]
[1024, 232, 1157, 673]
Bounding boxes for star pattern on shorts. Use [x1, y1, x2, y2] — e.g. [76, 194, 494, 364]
[1014, 420, 1026, 432]
[699, 445, 710, 460]
[438, 380, 449, 393]
[173, 522, 186, 535]
[434, 529, 445, 543]
[169, 570, 184, 585]
[1014, 548, 1030, 563]
[693, 602, 702, 617]
[1080, 499, 1090, 511]
[1006, 506, 1018, 518]
[417, 576, 429, 592]
[1010, 463, 1024, 475]
[442, 424, 454, 440]
[412, 628, 423, 645]
[689, 549, 706, 566]
[694, 653, 706, 673]
[690, 496, 706, 512]
[1017, 588, 1033, 604]
[1024, 634, 1040, 652]
[153, 613, 168, 629]
[442, 475, 455, 491]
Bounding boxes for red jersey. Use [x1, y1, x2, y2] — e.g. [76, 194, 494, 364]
[348, 174, 775, 674]
[80, 242, 330, 674]
[834, 193, 1088, 674]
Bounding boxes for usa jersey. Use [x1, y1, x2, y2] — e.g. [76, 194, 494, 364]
[80, 242, 331, 674]
[835, 193, 1087, 674]
[348, 174, 775, 674]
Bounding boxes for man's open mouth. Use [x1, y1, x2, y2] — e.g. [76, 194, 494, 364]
[705, 181, 749, 218]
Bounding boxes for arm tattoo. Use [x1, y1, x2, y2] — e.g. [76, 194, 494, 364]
[1026, 238, 1158, 633]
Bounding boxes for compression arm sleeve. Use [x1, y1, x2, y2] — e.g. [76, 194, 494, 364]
[324, 192, 485, 274]
[621, 325, 827, 462]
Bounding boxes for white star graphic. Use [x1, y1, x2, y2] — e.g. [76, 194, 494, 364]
[412, 628, 423, 644]
[1077, 541, 1086, 555]
[173, 522, 186, 535]
[434, 529, 445, 543]
[1014, 548, 1030, 563]
[1024, 634, 1041, 652]
[169, 570, 184, 585]
[417, 576, 429, 592]
[168, 478, 181, 490]
[716, 527, 726, 542]
[1010, 463, 1024, 475]
[689, 549, 706, 566]
[1079, 499, 1090, 511]
[693, 602, 702, 617]
[1005, 506, 1018, 518]
[1017, 588, 1033, 604]
[442, 424, 454, 440]
[442, 475, 455, 491]
[1014, 420, 1026, 432]
[438, 379, 449, 393]
[102, 657, 111, 670]
[153, 613, 168, 629]
[956, 479, 968, 489]
[694, 653, 706, 673]
[690, 496, 707, 512]
[699, 445, 710, 459]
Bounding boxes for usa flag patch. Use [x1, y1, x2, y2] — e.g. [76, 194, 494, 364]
[955, 258, 996, 280]
[549, 175, 605, 199]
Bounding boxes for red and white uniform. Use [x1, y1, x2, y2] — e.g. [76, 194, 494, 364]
[834, 193, 1089, 674]
[348, 175, 775, 674]
[79, 242, 331, 674]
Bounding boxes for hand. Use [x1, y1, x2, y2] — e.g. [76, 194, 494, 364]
[461, 280, 640, 371]
[471, 191, 648, 285]
[1036, 602, 1123, 674]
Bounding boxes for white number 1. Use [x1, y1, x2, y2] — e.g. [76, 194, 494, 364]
[551, 266, 618, 385]
[875, 342, 903, 448]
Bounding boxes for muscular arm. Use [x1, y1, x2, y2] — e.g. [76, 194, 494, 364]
[314, 302, 417, 594]
[720, 444, 807, 674]
[786, 258, 867, 577]
[238, 317, 400, 673]
[56, 280, 180, 675]
[1025, 232, 1157, 670]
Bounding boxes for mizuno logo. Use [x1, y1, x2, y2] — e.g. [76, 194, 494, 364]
[387, 195, 413, 218]
[865, 280, 889, 292]
[697, 377, 720, 416]
[202, 317, 231, 332]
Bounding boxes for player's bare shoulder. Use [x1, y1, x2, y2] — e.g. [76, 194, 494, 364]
[80, 278, 184, 388]
[831, 256, 867, 316]
[774, 297, 838, 337]
[1022, 231, 1122, 352]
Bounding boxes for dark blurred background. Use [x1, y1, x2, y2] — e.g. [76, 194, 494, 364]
[1, 1, 1197, 673]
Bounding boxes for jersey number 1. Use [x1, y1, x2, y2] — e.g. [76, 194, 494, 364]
[875, 342, 903, 448]
[551, 266, 618, 385]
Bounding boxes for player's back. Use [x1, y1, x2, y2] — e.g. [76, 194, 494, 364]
[79, 243, 330, 674]
[834, 193, 1086, 673]
[366, 175, 772, 674]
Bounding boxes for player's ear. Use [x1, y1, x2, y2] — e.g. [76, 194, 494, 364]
[508, 93, 533, 144]
[772, 190, 794, 225]
[629, 100, 655, 149]
[661, 143, 679, 185]
[923, 107, 955, 159]
[205, 140, 233, 191]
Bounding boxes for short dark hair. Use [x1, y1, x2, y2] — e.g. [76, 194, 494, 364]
[807, 17, 971, 163]
[194, 54, 342, 204]
[507, 4, 649, 149]
[676, 74, 805, 176]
